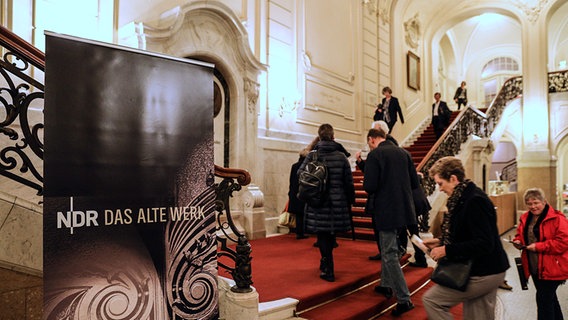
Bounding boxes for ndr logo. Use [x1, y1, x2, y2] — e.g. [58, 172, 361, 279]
[57, 197, 99, 234]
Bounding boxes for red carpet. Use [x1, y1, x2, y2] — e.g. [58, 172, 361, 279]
[298, 266, 433, 320]
[223, 234, 383, 308]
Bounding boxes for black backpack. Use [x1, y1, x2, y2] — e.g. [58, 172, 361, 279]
[297, 150, 328, 207]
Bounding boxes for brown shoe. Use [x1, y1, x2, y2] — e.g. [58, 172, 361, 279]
[499, 280, 513, 290]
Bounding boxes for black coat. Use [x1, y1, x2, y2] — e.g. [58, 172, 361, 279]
[444, 182, 510, 276]
[453, 87, 468, 102]
[381, 96, 404, 127]
[363, 140, 418, 231]
[432, 100, 451, 127]
[298, 140, 355, 233]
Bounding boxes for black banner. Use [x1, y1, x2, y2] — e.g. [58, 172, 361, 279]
[43, 32, 217, 319]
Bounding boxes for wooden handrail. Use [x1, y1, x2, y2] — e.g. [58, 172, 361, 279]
[214, 164, 251, 186]
[0, 25, 45, 70]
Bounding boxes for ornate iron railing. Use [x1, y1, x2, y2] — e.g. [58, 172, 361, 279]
[0, 26, 254, 293]
[213, 165, 253, 293]
[417, 69, 568, 195]
[0, 26, 45, 195]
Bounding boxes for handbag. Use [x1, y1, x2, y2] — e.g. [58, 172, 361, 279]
[278, 211, 296, 228]
[431, 257, 473, 292]
[278, 200, 296, 228]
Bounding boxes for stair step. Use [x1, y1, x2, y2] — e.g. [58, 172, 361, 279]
[355, 190, 367, 197]
[354, 198, 367, 206]
[297, 265, 433, 320]
[352, 216, 372, 228]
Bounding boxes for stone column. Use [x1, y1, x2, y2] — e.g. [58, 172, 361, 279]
[516, 4, 556, 207]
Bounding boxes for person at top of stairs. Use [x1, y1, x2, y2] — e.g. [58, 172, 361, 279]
[380, 86, 404, 133]
[431, 92, 451, 139]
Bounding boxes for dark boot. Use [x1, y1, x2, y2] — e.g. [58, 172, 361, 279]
[319, 257, 335, 282]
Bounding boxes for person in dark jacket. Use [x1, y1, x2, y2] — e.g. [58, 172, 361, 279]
[288, 137, 320, 239]
[288, 151, 308, 239]
[380, 86, 404, 133]
[513, 188, 568, 320]
[431, 92, 451, 139]
[363, 127, 418, 316]
[297, 123, 355, 282]
[453, 81, 468, 111]
[423, 156, 510, 319]
[355, 120, 399, 261]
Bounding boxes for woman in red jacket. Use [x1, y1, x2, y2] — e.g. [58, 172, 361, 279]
[513, 187, 568, 320]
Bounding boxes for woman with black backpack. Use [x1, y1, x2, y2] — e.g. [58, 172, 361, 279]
[297, 123, 355, 282]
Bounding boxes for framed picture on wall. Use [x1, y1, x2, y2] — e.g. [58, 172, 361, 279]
[407, 51, 420, 90]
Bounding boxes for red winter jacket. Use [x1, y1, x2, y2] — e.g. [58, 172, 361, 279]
[513, 205, 568, 280]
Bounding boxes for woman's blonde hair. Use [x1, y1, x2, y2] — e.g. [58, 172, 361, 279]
[523, 188, 546, 203]
[300, 136, 320, 157]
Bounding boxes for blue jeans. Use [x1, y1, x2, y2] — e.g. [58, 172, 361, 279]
[379, 229, 410, 303]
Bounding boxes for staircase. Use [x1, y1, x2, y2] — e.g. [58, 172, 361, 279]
[296, 255, 433, 320]
[341, 111, 459, 241]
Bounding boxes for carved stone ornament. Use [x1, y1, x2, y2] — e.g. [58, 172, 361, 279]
[513, 0, 548, 23]
[244, 78, 259, 114]
[404, 14, 421, 49]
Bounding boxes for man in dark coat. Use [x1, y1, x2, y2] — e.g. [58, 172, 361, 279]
[297, 123, 355, 282]
[354, 120, 398, 261]
[431, 92, 451, 139]
[363, 127, 418, 316]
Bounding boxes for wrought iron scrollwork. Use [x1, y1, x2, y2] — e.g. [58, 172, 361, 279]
[418, 69, 568, 195]
[213, 165, 253, 293]
[0, 27, 45, 195]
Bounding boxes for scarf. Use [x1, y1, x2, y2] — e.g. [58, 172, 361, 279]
[440, 179, 470, 246]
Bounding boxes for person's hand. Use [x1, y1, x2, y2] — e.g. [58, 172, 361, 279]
[512, 240, 525, 250]
[526, 243, 537, 252]
[454, 98, 458, 102]
[430, 246, 446, 261]
[423, 238, 441, 249]
[355, 151, 362, 162]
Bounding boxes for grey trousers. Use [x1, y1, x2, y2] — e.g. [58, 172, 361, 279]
[423, 271, 506, 320]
